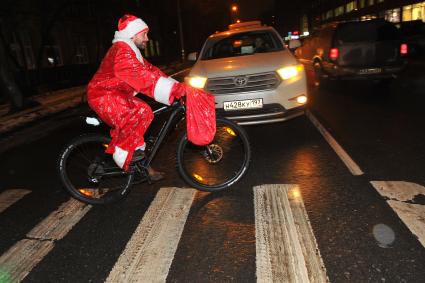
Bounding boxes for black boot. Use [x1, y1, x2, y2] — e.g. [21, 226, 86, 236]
[147, 166, 165, 181]
[131, 149, 145, 163]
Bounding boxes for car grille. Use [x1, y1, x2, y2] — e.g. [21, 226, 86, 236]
[206, 72, 281, 95]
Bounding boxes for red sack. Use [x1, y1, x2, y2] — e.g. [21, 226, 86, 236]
[185, 86, 216, 145]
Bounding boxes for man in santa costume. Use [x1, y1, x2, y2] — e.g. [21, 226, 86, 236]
[87, 14, 187, 178]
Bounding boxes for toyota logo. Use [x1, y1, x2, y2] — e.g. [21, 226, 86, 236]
[234, 77, 248, 86]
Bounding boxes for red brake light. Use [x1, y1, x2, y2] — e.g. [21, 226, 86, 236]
[400, 43, 408, 55]
[330, 48, 339, 60]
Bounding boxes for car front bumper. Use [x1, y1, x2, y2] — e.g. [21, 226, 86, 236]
[211, 73, 308, 125]
[216, 103, 305, 125]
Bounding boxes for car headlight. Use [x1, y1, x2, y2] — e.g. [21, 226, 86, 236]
[277, 64, 304, 80]
[187, 76, 207, 89]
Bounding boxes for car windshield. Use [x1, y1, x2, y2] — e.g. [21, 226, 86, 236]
[201, 30, 284, 60]
[335, 21, 400, 44]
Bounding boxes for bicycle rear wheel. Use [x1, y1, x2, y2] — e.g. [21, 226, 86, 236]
[177, 118, 250, 192]
[58, 134, 134, 205]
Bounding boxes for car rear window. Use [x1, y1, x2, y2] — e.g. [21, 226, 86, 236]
[201, 30, 284, 60]
[335, 21, 400, 44]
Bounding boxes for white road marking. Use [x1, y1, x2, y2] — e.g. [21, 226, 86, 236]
[0, 240, 54, 283]
[0, 198, 91, 282]
[306, 110, 364, 176]
[370, 181, 425, 247]
[254, 184, 328, 283]
[26, 199, 91, 240]
[0, 189, 31, 214]
[105, 187, 196, 283]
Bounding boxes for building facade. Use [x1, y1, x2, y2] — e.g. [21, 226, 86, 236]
[0, 0, 176, 101]
[305, 0, 425, 31]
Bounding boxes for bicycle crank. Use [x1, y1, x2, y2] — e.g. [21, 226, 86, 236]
[87, 163, 104, 183]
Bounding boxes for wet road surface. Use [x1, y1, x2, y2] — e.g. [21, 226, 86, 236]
[1, 71, 425, 282]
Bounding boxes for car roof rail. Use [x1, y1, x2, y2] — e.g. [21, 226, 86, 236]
[228, 21, 263, 30]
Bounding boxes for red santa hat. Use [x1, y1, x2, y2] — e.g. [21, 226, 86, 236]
[116, 14, 149, 39]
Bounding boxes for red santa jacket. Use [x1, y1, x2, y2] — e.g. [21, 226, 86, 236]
[87, 39, 180, 106]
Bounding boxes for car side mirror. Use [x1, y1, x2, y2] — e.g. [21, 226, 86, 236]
[288, 39, 301, 51]
[188, 52, 198, 61]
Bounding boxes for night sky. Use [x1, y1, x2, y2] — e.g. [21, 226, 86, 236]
[222, 0, 305, 34]
[231, 0, 275, 21]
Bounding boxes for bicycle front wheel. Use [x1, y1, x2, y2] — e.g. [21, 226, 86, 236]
[58, 134, 134, 205]
[177, 118, 251, 192]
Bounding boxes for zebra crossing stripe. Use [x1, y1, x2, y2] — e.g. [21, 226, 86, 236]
[370, 181, 425, 248]
[254, 184, 328, 283]
[0, 199, 91, 282]
[26, 198, 91, 240]
[105, 187, 196, 283]
[0, 240, 54, 283]
[0, 189, 31, 214]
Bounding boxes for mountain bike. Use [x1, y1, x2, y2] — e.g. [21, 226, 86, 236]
[57, 99, 251, 205]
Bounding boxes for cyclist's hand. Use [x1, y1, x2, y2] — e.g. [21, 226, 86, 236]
[172, 82, 187, 99]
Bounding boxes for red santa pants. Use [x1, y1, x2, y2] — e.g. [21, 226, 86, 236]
[88, 93, 153, 170]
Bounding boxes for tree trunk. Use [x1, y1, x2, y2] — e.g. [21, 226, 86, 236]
[0, 33, 25, 112]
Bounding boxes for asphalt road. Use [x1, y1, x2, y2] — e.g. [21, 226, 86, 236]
[0, 70, 424, 282]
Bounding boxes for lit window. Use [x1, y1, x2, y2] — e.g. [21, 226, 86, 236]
[346, 1, 357, 13]
[335, 6, 345, 17]
[412, 2, 425, 21]
[149, 40, 156, 57]
[361, 14, 377, 21]
[403, 5, 413, 22]
[385, 8, 401, 23]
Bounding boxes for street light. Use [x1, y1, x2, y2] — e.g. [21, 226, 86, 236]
[231, 4, 238, 23]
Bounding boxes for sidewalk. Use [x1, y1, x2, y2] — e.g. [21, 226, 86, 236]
[0, 61, 192, 135]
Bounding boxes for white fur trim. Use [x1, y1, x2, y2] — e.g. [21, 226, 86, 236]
[112, 37, 144, 64]
[154, 77, 177, 105]
[113, 146, 128, 169]
[168, 77, 179, 84]
[116, 18, 148, 39]
[136, 143, 146, 151]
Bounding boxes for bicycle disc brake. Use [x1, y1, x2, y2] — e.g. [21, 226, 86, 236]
[203, 144, 223, 164]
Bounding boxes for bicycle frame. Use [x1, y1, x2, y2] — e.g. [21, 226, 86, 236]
[136, 101, 185, 172]
[61, 99, 250, 204]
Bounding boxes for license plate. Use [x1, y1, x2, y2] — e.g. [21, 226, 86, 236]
[359, 68, 382, 74]
[223, 98, 263, 111]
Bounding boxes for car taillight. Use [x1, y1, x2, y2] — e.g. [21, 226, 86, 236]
[400, 43, 408, 55]
[329, 48, 339, 60]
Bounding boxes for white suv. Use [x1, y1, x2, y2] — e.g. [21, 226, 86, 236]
[185, 21, 307, 125]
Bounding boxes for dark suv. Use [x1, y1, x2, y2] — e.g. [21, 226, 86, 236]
[295, 19, 407, 84]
